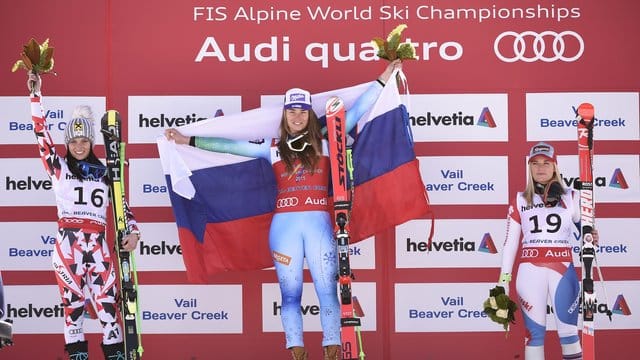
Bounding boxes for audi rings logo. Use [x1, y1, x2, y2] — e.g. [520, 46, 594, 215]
[494, 31, 584, 63]
[277, 197, 299, 208]
[521, 248, 540, 258]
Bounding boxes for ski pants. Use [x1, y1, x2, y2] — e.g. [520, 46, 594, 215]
[516, 262, 581, 358]
[269, 211, 340, 349]
[53, 220, 123, 345]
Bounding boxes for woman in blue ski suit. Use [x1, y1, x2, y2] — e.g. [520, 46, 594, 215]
[165, 60, 401, 360]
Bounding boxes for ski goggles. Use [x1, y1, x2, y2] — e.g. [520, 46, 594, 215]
[77, 161, 107, 180]
[286, 131, 311, 152]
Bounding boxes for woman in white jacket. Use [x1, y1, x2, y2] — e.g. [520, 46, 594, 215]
[498, 142, 598, 360]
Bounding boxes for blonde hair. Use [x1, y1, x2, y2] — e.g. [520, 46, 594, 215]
[523, 161, 564, 206]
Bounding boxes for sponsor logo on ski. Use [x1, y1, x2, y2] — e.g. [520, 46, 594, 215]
[494, 30, 584, 63]
[579, 190, 594, 224]
[328, 98, 347, 193]
[276, 197, 299, 208]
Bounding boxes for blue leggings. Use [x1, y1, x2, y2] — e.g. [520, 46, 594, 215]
[269, 211, 340, 348]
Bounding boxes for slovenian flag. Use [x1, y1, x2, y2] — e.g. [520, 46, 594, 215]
[157, 73, 431, 283]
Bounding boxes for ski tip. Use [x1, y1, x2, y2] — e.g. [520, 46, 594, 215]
[101, 109, 121, 126]
[325, 96, 344, 115]
[577, 103, 594, 121]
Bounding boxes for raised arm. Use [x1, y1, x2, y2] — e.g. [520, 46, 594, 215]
[29, 73, 62, 179]
[164, 128, 271, 160]
[344, 59, 402, 133]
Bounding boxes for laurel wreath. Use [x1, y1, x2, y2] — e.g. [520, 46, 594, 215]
[11, 38, 55, 75]
[482, 285, 518, 334]
[371, 24, 417, 61]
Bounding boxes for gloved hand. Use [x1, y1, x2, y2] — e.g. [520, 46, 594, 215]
[28, 72, 41, 95]
[543, 180, 564, 206]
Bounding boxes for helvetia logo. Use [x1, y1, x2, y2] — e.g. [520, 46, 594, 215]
[477, 107, 497, 128]
[612, 294, 632, 316]
[477, 233, 497, 254]
[214, 109, 224, 117]
[609, 168, 629, 189]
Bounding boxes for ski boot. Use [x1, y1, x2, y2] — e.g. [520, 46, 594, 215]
[65, 340, 89, 360]
[102, 341, 125, 360]
[323, 345, 341, 360]
[290, 346, 308, 360]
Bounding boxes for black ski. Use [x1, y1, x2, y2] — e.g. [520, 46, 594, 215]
[101, 110, 143, 359]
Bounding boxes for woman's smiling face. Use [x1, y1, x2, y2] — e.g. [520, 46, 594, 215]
[67, 137, 91, 160]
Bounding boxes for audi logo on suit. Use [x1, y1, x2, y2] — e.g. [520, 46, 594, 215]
[276, 197, 299, 208]
[520, 248, 540, 258]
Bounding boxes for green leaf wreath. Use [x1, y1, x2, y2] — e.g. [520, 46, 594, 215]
[371, 24, 417, 61]
[482, 285, 518, 334]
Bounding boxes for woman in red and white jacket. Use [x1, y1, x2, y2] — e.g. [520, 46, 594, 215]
[28, 73, 140, 360]
[498, 142, 598, 360]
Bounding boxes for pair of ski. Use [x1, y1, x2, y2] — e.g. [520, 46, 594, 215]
[326, 97, 365, 360]
[101, 111, 143, 359]
[575, 103, 611, 360]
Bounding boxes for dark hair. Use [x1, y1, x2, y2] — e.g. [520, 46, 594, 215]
[277, 109, 323, 174]
[65, 148, 108, 184]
